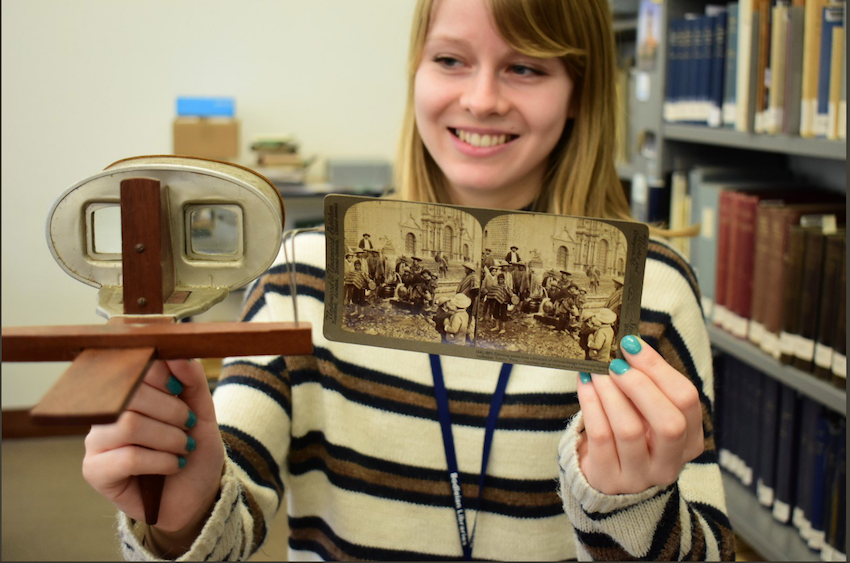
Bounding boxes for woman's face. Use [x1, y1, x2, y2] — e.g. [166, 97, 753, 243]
[414, 0, 574, 209]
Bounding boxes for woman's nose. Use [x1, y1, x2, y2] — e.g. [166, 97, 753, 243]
[459, 71, 509, 118]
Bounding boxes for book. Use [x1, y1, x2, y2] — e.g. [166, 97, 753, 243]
[755, 374, 781, 506]
[793, 227, 832, 372]
[753, 0, 773, 132]
[765, 2, 789, 134]
[779, 224, 812, 364]
[736, 0, 759, 131]
[668, 170, 692, 257]
[815, 4, 845, 137]
[821, 417, 846, 560]
[742, 363, 763, 491]
[760, 202, 846, 358]
[783, 5, 807, 135]
[723, 2, 740, 127]
[630, 173, 669, 224]
[771, 383, 800, 524]
[813, 232, 846, 380]
[792, 397, 823, 536]
[830, 246, 847, 389]
[827, 26, 844, 140]
[841, 4, 848, 140]
[687, 166, 791, 321]
[714, 189, 737, 327]
[805, 410, 833, 548]
[708, 6, 729, 126]
[801, 0, 830, 137]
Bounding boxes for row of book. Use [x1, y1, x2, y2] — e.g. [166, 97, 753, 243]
[716, 353, 846, 560]
[663, 0, 847, 140]
[684, 165, 846, 389]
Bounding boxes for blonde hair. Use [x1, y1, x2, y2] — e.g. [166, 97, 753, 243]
[394, 0, 632, 221]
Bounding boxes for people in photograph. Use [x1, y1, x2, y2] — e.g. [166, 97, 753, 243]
[578, 313, 603, 360]
[480, 264, 500, 322]
[435, 251, 449, 278]
[482, 247, 496, 270]
[586, 264, 601, 294]
[344, 260, 370, 318]
[505, 245, 521, 265]
[358, 232, 374, 251]
[488, 273, 516, 335]
[86, 0, 732, 560]
[431, 295, 454, 344]
[587, 308, 617, 361]
[605, 275, 625, 346]
[443, 293, 472, 345]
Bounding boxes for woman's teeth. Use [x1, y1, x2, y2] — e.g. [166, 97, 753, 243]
[453, 129, 513, 148]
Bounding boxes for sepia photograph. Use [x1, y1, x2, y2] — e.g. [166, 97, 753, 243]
[337, 199, 483, 346]
[324, 195, 647, 372]
[475, 214, 627, 363]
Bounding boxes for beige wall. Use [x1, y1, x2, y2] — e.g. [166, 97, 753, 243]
[1, 0, 415, 408]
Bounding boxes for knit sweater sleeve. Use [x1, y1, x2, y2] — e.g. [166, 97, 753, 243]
[557, 240, 736, 561]
[116, 234, 326, 561]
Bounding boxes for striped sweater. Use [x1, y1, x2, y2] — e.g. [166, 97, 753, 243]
[118, 232, 735, 561]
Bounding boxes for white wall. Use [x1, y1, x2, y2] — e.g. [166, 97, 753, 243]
[1, 0, 416, 408]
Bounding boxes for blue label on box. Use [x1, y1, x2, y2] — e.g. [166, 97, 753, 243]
[176, 97, 235, 117]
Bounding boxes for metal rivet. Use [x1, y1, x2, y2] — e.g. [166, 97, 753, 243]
[137, 298, 147, 307]
[135, 244, 145, 253]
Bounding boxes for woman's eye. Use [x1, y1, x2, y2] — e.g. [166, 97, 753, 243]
[510, 64, 544, 76]
[434, 56, 463, 68]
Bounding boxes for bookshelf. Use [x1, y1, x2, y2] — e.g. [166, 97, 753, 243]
[707, 324, 846, 415]
[663, 123, 847, 159]
[722, 473, 821, 562]
[624, 0, 847, 559]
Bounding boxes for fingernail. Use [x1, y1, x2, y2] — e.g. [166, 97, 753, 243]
[166, 375, 183, 395]
[621, 335, 642, 355]
[579, 372, 592, 384]
[178, 456, 187, 469]
[610, 358, 630, 375]
[186, 435, 197, 452]
[185, 410, 197, 429]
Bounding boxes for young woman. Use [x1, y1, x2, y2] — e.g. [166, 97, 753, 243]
[83, 0, 733, 560]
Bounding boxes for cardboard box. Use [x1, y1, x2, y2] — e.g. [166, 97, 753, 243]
[173, 117, 239, 160]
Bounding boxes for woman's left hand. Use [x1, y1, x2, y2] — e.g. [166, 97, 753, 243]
[575, 335, 704, 495]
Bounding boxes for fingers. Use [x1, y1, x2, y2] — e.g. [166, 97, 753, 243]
[575, 373, 621, 483]
[588, 373, 651, 477]
[127, 384, 196, 430]
[86, 410, 197, 456]
[612, 336, 705, 464]
[83, 446, 186, 490]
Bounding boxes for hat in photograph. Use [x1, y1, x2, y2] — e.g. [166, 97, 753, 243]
[462, 261, 476, 271]
[435, 295, 452, 306]
[412, 256, 422, 261]
[559, 270, 572, 275]
[485, 248, 492, 252]
[450, 293, 472, 310]
[510, 245, 519, 250]
[612, 276, 625, 286]
[594, 308, 617, 324]
[362, 233, 371, 237]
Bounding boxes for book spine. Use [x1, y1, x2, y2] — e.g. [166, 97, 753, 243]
[736, 0, 756, 131]
[783, 5, 807, 135]
[766, 3, 789, 134]
[714, 189, 736, 327]
[801, 0, 828, 137]
[815, 5, 844, 137]
[793, 230, 828, 372]
[827, 26, 844, 139]
[804, 410, 832, 547]
[779, 225, 808, 364]
[754, 0, 773, 133]
[771, 384, 800, 523]
[723, 2, 740, 127]
[709, 10, 728, 127]
[732, 192, 760, 337]
[822, 418, 846, 559]
[688, 16, 702, 123]
[830, 245, 847, 389]
[665, 18, 680, 122]
[841, 4, 848, 140]
[755, 375, 781, 506]
[813, 233, 845, 379]
[748, 202, 774, 344]
[792, 397, 822, 535]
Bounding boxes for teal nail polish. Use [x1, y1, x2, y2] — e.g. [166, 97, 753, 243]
[579, 372, 592, 384]
[610, 358, 630, 375]
[621, 335, 642, 355]
[186, 435, 197, 452]
[166, 375, 183, 395]
[186, 410, 197, 429]
[178, 456, 187, 469]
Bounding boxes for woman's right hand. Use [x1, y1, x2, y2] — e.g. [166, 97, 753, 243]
[83, 359, 225, 538]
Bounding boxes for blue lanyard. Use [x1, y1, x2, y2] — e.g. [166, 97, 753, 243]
[429, 354, 513, 561]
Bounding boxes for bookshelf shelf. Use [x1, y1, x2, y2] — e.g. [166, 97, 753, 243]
[707, 324, 847, 416]
[722, 472, 821, 562]
[662, 124, 847, 160]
